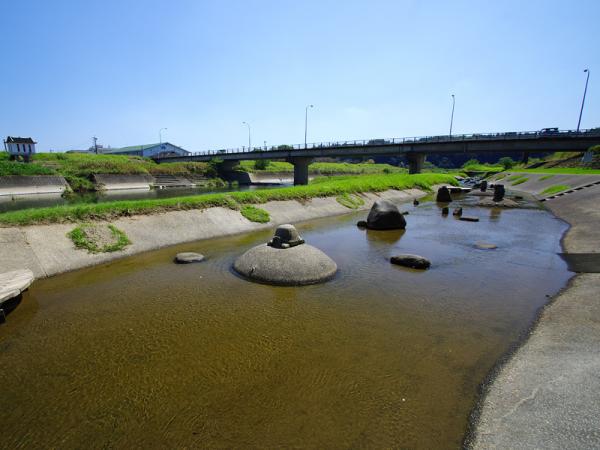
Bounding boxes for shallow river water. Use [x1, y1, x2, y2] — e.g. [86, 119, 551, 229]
[0, 197, 571, 448]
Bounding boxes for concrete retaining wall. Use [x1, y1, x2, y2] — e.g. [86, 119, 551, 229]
[0, 176, 69, 196]
[0, 189, 423, 279]
[93, 174, 154, 190]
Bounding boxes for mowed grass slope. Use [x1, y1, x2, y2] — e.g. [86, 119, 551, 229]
[239, 160, 405, 174]
[0, 173, 457, 226]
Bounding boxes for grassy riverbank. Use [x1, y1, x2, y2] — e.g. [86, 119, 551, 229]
[0, 153, 214, 191]
[0, 173, 457, 226]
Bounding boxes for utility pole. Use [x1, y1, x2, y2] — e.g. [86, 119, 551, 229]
[242, 122, 251, 151]
[305, 104, 314, 148]
[93, 136, 98, 154]
[449, 94, 455, 136]
[577, 69, 590, 132]
[159, 127, 167, 144]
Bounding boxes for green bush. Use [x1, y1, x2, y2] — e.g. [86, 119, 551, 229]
[498, 157, 516, 170]
[240, 205, 270, 223]
[254, 159, 271, 170]
[462, 159, 480, 168]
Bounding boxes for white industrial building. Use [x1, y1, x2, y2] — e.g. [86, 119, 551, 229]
[4, 136, 37, 161]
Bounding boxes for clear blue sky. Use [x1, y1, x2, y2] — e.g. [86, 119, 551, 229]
[1, 0, 598, 152]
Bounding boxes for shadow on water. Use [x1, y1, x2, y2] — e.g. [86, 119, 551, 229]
[0, 195, 572, 448]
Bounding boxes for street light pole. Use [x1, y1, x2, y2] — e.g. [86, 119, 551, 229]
[242, 122, 251, 151]
[159, 127, 167, 144]
[305, 104, 314, 148]
[449, 94, 455, 136]
[577, 69, 590, 132]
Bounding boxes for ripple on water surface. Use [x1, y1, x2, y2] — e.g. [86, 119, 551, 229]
[0, 198, 571, 448]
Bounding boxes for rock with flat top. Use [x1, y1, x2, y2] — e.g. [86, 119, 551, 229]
[0, 269, 35, 304]
[175, 252, 205, 263]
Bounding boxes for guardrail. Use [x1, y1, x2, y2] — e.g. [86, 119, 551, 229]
[158, 128, 600, 159]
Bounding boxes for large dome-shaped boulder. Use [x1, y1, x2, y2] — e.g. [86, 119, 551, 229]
[233, 224, 337, 285]
[365, 200, 407, 230]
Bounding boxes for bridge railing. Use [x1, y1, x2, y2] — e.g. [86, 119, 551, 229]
[160, 128, 600, 159]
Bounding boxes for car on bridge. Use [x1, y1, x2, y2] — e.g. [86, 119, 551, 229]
[540, 127, 559, 135]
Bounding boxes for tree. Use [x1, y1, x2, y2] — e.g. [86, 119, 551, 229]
[498, 157, 515, 170]
[254, 159, 270, 170]
[462, 158, 480, 168]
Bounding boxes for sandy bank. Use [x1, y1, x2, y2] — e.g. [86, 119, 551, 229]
[470, 183, 600, 449]
[0, 188, 424, 279]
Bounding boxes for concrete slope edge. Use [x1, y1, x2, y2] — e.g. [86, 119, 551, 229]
[465, 185, 600, 449]
[0, 188, 426, 280]
[462, 197, 576, 448]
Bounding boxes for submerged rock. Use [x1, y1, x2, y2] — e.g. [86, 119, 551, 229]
[175, 252, 205, 263]
[390, 254, 431, 270]
[475, 242, 497, 250]
[364, 200, 407, 230]
[442, 207, 449, 215]
[453, 207, 463, 217]
[356, 220, 368, 228]
[234, 224, 337, 285]
[460, 216, 480, 222]
[436, 186, 452, 202]
[413, 199, 420, 206]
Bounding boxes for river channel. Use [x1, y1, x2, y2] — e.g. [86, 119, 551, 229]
[0, 196, 571, 448]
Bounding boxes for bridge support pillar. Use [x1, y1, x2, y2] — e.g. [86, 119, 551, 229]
[407, 153, 426, 174]
[217, 160, 241, 182]
[288, 157, 313, 185]
[521, 151, 530, 164]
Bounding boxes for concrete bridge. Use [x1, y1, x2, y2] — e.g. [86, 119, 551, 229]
[154, 129, 600, 185]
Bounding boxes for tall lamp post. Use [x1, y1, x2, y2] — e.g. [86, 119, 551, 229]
[159, 127, 167, 144]
[449, 94, 455, 136]
[577, 69, 590, 132]
[242, 122, 251, 151]
[305, 104, 314, 148]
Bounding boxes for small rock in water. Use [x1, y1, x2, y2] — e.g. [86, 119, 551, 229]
[460, 216, 479, 222]
[401, 211, 410, 215]
[475, 242, 497, 250]
[452, 207, 463, 217]
[175, 252, 205, 264]
[356, 220, 368, 228]
[480, 180, 488, 192]
[493, 184, 506, 202]
[441, 207, 449, 215]
[436, 186, 452, 203]
[390, 254, 431, 270]
[413, 199, 419, 206]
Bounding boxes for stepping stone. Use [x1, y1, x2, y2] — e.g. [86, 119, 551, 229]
[174, 252, 205, 264]
[0, 269, 35, 304]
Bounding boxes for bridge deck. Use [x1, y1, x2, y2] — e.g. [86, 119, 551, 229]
[155, 129, 599, 163]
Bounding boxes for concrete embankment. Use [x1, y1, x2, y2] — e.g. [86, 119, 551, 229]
[492, 172, 600, 198]
[0, 176, 69, 196]
[0, 189, 423, 279]
[470, 183, 600, 449]
[93, 174, 154, 190]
